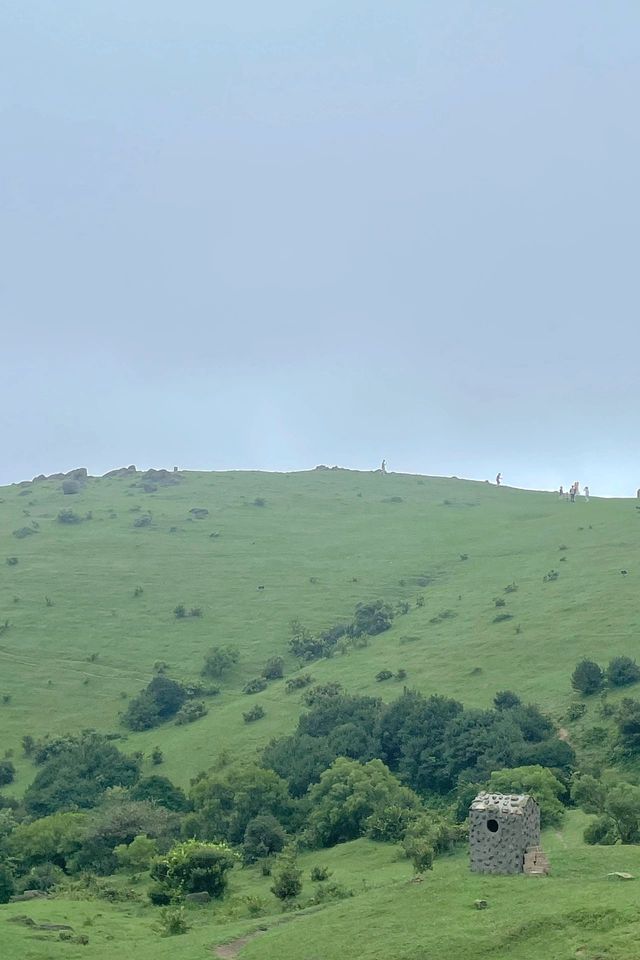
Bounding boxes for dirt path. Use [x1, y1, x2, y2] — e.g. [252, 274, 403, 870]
[214, 930, 265, 958]
[558, 726, 571, 743]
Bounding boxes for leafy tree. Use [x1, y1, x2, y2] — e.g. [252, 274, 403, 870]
[0, 759, 15, 786]
[9, 811, 86, 869]
[15, 862, 65, 893]
[604, 784, 640, 844]
[352, 600, 394, 636]
[616, 698, 640, 755]
[190, 765, 293, 844]
[493, 690, 522, 711]
[442, 709, 525, 786]
[72, 796, 176, 874]
[376, 691, 462, 793]
[201, 645, 240, 680]
[571, 774, 607, 815]
[0, 863, 15, 903]
[488, 765, 565, 825]
[121, 691, 160, 731]
[571, 659, 604, 695]
[242, 814, 287, 863]
[607, 656, 640, 688]
[262, 657, 284, 680]
[262, 734, 335, 797]
[151, 840, 236, 898]
[147, 676, 188, 719]
[130, 776, 189, 812]
[114, 834, 159, 871]
[270, 846, 302, 900]
[583, 815, 618, 845]
[305, 758, 421, 848]
[519, 738, 575, 773]
[298, 694, 382, 741]
[509, 704, 554, 742]
[24, 734, 141, 817]
[123, 676, 188, 730]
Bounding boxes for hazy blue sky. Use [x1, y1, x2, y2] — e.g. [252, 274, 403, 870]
[2, 2, 639, 493]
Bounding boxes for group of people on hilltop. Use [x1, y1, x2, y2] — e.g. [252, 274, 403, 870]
[558, 482, 589, 502]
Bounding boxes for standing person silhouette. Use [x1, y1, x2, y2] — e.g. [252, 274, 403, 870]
[584, 485, 590, 502]
[380, 459, 387, 475]
[496, 472, 502, 486]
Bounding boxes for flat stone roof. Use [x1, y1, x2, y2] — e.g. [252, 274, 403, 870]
[470, 792, 533, 814]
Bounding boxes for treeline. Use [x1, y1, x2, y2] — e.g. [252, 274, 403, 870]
[0, 683, 576, 907]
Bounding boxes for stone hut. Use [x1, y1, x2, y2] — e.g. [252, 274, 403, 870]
[469, 792, 544, 875]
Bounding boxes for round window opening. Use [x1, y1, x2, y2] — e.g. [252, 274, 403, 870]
[486, 819, 499, 833]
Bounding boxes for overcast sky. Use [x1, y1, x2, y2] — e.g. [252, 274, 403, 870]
[1, 2, 639, 494]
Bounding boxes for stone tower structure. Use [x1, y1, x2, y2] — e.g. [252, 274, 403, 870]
[469, 792, 542, 874]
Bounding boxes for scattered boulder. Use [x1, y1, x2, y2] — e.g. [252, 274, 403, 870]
[10, 890, 48, 902]
[142, 468, 181, 485]
[189, 508, 209, 519]
[103, 465, 137, 479]
[185, 891, 211, 904]
[474, 900, 488, 910]
[62, 479, 81, 495]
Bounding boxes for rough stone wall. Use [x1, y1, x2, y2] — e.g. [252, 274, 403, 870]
[469, 794, 541, 875]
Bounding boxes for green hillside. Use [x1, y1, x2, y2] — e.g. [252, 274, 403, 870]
[1, 469, 638, 784]
[1, 467, 640, 959]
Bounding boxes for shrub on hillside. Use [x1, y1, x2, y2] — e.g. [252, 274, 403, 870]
[243, 705, 265, 723]
[0, 759, 15, 786]
[175, 701, 207, 725]
[13, 527, 37, 539]
[376, 670, 394, 682]
[57, 509, 82, 524]
[352, 600, 394, 636]
[302, 682, 343, 707]
[493, 690, 522, 711]
[243, 677, 267, 695]
[606, 656, 640, 688]
[157, 906, 189, 936]
[571, 659, 605, 695]
[270, 846, 302, 900]
[6, 557, 18, 566]
[261, 657, 284, 680]
[285, 673, 314, 693]
[201, 645, 239, 680]
[150, 841, 236, 899]
[242, 814, 286, 864]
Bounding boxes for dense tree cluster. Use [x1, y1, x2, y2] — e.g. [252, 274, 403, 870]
[263, 688, 572, 799]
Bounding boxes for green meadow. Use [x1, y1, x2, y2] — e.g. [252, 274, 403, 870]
[1, 467, 640, 958]
[4, 815, 640, 960]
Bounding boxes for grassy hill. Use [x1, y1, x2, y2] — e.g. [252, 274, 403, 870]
[1, 467, 640, 958]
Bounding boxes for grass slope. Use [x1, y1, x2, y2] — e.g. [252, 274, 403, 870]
[4, 814, 640, 960]
[2, 468, 640, 959]
[1, 469, 638, 788]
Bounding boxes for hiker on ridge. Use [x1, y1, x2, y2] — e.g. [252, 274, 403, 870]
[381, 459, 387, 475]
[496, 472, 502, 486]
